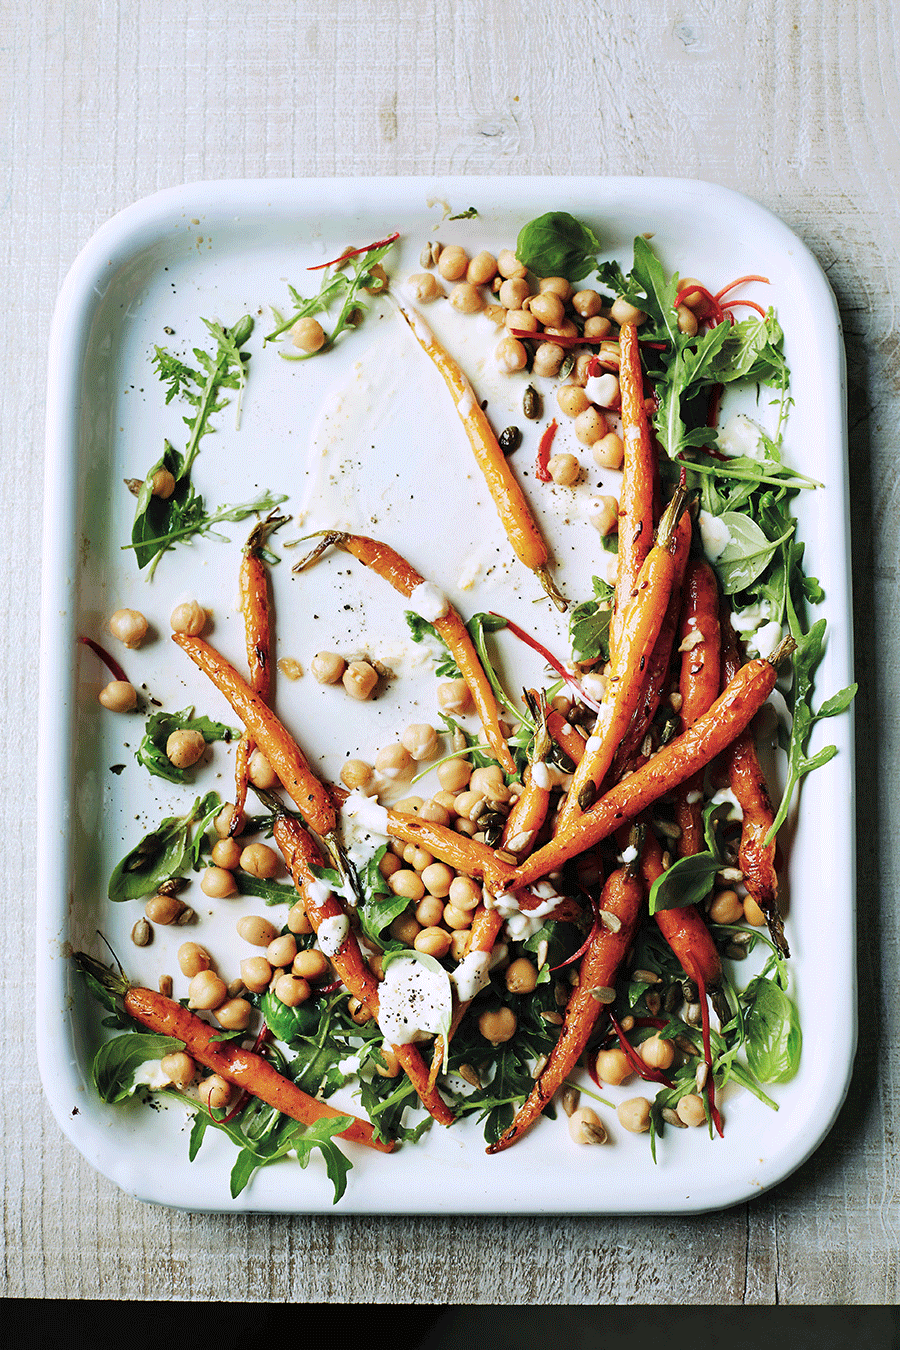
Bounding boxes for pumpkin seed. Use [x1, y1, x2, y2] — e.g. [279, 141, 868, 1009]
[540, 1010, 564, 1025]
[158, 974, 173, 998]
[420, 242, 436, 268]
[725, 942, 749, 961]
[577, 781, 597, 812]
[562, 1085, 580, 1117]
[645, 991, 662, 1015]
[522, 384, 541, 419]
[498, 425, 522, 454]
[663, 983, 682, 1013]
[590, 986, 617, 1004]
[558, 351, 576, 380]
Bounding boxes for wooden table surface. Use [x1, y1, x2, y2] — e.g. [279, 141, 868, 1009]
[6, 0, 897, 1303]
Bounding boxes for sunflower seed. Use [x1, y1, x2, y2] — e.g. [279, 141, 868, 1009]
[541, 1010, 564, 1025]
[562, 1086, 580, 1117]
[158, 974, 173, 998]
[590, 986, 617, 1004]
[532, 1054, 549, 1078]
[458, 1063, 481, 1087]
[131, 918, 152, 948]
[632, 969, 661, 985]
[695, 1061, 709, 1091]
[599, 910, 622, 933]
[662, 1107, 687, 1129]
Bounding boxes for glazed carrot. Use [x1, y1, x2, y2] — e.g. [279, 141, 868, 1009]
[545, 709, 586, 766]
[486, 863, 644, 1153]
[557, 490, 688, 830]
[720, 608, 788, 956]
[272, 813, 456, 1127]
[394, 300, 566, 610]
[384, 806, 516, 892]
[513, 640, 795, 887]
[120, 985, 392, 1152]
[610, 322, 659, 658]
[294, 530, 515, 774]
[673, 559, 722, 855]
[232, 516, 281, 828]
[173, 633, 337, 840]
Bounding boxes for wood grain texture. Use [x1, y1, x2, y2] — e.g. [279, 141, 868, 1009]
[4, 0, 898, 1303]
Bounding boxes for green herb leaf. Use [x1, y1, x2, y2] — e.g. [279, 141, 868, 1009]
[108, 792, 221, 900]
[711, 513, 795, 595]
[92, 1033, 184, 1102]
[742, 976, 802, 1082]
[569, 576, 614, 662]
[136, 708, 238, 783]
[515, 212, 601, 283]
[267, 235, 397, 356]
[647, 852, 720, 915]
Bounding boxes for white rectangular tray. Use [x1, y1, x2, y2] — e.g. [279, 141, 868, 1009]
[39, 177, 855, 1213]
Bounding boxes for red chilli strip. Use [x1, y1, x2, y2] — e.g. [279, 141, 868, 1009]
[491, 613, 603, 713]
[536, 419, 557, 482]
[78, 635, 128, 684]
[549, 891, 601, 971]
[508, 329, 610, 349]
[721, 298, 768, 320]
[307, 232, 400, 271]
[609, 1011, 675, 1089]
[695, 972, 724, 1138]
[673, 284, 726, 327]
[714, 274, 770, 301]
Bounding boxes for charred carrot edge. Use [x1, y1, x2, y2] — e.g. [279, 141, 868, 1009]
[232, 530, 274, 827]
[272, 814, 456, 1128]
[720, 607, 788, 955]
[545, 710, 587, 766]
[303, 531, 515, 774]
[611, 322, 659, 657]
[673, 559, 722, 855]
[513, 645, 794, 887]
[557, 490, 688, 830]
[394, 300, 566, 610]
[486, 864, 645, 1153]
[385, 807, 516, 892]
[122, 986, 392, 1152]
[172, 633, 337, 839]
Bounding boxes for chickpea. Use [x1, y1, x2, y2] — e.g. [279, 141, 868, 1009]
[248, 749, 279, 789]
[169, 599, 206, 636]
[211, 837, 242, 870]
[495, 336, 528, 374]
[290, 317, 326, 352]
[437, 679, 472, 714]
[572, 352, 595, 386]
[415, 894, 445, 928]
[414, 926, 453, 959]
[267, 934, 298, 968]
[544, 320, 579, 339]
[469, 765, 506, 798]
[277, 657, 303, 681]
[744, 895, 766, 926]
[379, 850, 403, 880]
[505, 308, 539, 334]
[240, 956, 273, 993]
[311, 651, 345, 685]
[466, 251, 497, 285]
[274, 974, 311, 1007]
[547, 453, 581, 486]
[443, 902, 472, 931]
[418, 800, 451, 827]
[215, 997, 252, 1030]
[421, 861, 454, 897]
[610, 297, 647, 326]
[214, 803, 244, 838]
[150, 467, 176, 499]
[393, 796, 423, 815]
[404, 845, 433, 871]
[348, 997, 373, 1025]
[557, 385, 590, 419]
[448, 876, 481, 911]
[708, 889, 744, 925]
[374, 1045, 401, 1078]
[98, 680, 137, 712]
[449, 282, 484, 314]
[483, 303, 506, 326]
[617, 1096, 652, 1134]
[437, 245, 469, 281]
[574, 407, 608, 446]
[676, 304, 699, 336]
[343, 659, 378, 700]
[496, 248, 527, 279]
[108, 608, 148, 649]
[236, 914, 279, 947]
[287, 901, 313, 935]
[586, 495, 619, 537]
[389, 912, 422, 945]
[453, 789, 483, 821]
[166, 728, 205, 769]
[239, 842, 279, 879]
[593, 431, 625, 470]
[375, 742, 415, 782]
[568, 1106, 608, 1145]
[505, 957, 538, 994]
[432, 790, 458, 813]
[677, 277, 705, 309]
[198, 1074, 233, 1113]
[400, 722, 439, 761]
[178, 942, 211, 978]
[583, 315, 612, 339]
[341, 757, 373, 790]
[450, 930, 470, 961]
[188, 970, 227, 1011]
[200, 866, 237, 899]
[389, 869, 426, 902]
[438, 758, 472, 792]
[639, 1034, 676, 1071]
[293, 948, 329, 981]
[454, 816, 477, 837]
[532, 342, 565, 379]
[160, 1051, 196, 1089]
[594, 1047, 633, 1086]
[538, 276, 572, 301]
[144, 892, 184, 925]
[407, 272, 442, 303]
[676, 1092, 708, 1127]
[499, 277, 531, 310]
[528, 291, 565, 328]
[571, 289, 603, 318]
[478, 1006, 517, 1045]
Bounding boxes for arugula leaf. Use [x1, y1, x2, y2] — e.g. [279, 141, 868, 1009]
[358, 845, 411, 947]
[136, 708, 238, 783]
[742, 975, 802, 1082]
[569, 576, 614, 662]
[108, 792, 221, 900]
[233, 873, 304, 906]
[404, 612, 462, 679]
[92, 1033, 184, 1103]
[449, 206, 478, 220]
[647, 852, 720, 915]
[711, 513, 795, 595]
[515, 212, 601, 282]
[267, 235, 397, 357]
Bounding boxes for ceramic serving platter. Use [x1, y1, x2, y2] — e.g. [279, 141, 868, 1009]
[38, 177, 854, 1213]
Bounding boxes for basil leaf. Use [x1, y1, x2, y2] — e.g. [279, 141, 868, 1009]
[108, 793, 220, 900]
[569, 576, 614, 662]
[136, 708, 238, 783]
[515, 212, 601, 283]
[92, 1033, 184, 1103]
[648, 852, 720, 915]
[260, 988, 321, 1046]
[743, 976, 802, 1082]
[712, 513, 794, 594]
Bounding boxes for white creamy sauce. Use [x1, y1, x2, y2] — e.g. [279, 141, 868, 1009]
[305, 879, 333, 908]
[133, 1060, 175, 1091]
[504, 911, 548, 942]
[585, 372, 619, 407]
[318, 914, 349, 957]
[337, 1054, 362, 1076]
[377, 957, 452, 1045]
[709, 787, 744, 821]
[747, 620, 782, 659]
[730, 600, 772, 634]
[341, 790, 390, 838]
[451, 950, 491, 1002]
[698, 510, 732, 563]
[408, 580, 450, 623]
[719, 413, 765, 460]
[621, 844, 638, 865]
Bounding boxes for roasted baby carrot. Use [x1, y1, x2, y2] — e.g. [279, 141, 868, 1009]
[610, 322, 659, 658]
[232, 515, 282, 828]
[672, 558, 722, 855]
[514, 639, 795, 887]
[294, 530, 515, 774]
[394, 300, 566, 610]
[384, 806, 516, 892]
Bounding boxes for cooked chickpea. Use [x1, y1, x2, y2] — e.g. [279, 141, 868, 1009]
[505, 308, 539, 333]
[586, 495, 619, 537]
[418, 800, 452, 827]
[266, 934, 298, 968]
[479, 1006, 517, 1044]
[448, 876, 481, 911]
[499, 277, 531, 310]
[389, 912, 422, 945]
[240, 956, 273, 993]
[443, 902, 472, 931]
[274, 974, 311, 1007]
[568, 1106, 608, 1145]
[594, 1047, 633, 1086]
[483, 303, 506, 326]
[708, 888, 744, 925]
[403, 844, 433, 872]
[199, 1074, 233, 1113]
[677, 277, 705, 309]
[378, 851, 403, 880]
[543, 320, 579, 339]
[432, 790, 458, 812]
[528, 291, 565, 328]
[287, 901, 313, 935]
[389, 868, 426, 902]
[215, 997, 252, 1030]
[497, 248, 527, 279]
[557, 385, 591, 419]
[311, 650, 346, 685]
[200, 866, 237, 899]
[450, 930, 470, 961]
[438, 758, 472, 792]
[343, 659, 378, 700]
[407, 272, 442, 303]
[290, 317, 326, 352]
[449, 282, 484, 314]
[340, 757, 373, 790]
[214, 803, 244, 838]
[532, 342, 566, 378]
[572, 352, 595, 386]
[99, 680, 137, 712]
[610, 297, 647, 326]
[236, 914, 279, 947]
[188, 969, 227, 1010]
[676, 1092, 708, 1127]
[144, 892, 184, 925]
[211, 837, 242, 869]
[744, 895, 766, 926]
[169, 599, 206, 636]
[505, 957, 538, 994]
[421, 862, 454, 897]
[239, 842, 279, 879]
[571, 289, 603, 318]
[574, 407, 608, 446]
[293, 948, 329, 981]
[400, 722, 439, 761]
[617, 1096, 652, 1133]
[375, 1045, 401, 1078]
[178, 942, 211, 978]
[166, 728, 205, 769]
[160, 1051, 196, 1088]
[453, 789, 483, 821]
[150, 467, 176, 499]
[415, 894, 445, 928]
[593, 431, 625, 470]
[639, 1034, 676, 1071]
[375, 742, 415, 782]
[466, 250, 497, 285]
[437, 679, 472, 714]
[108, 608, 148, 648]
[495, 336, 528, 374]
[437, 245, 469, 281]
[393, 796, 423, 815]
[583, 315, 612, 339]
[538, 276, 572, 300]
[414, 927, 453, 959]
[547, 453, 581, 486]
[469, 765, 506, 798]
[277, 657, 303, 681]
[248, 749, 279, 789]
[676, 304, 699, 336]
